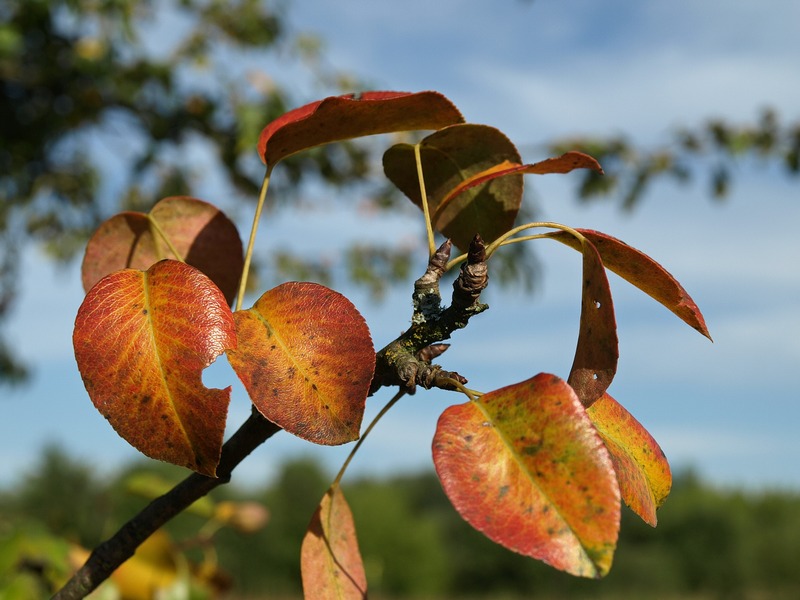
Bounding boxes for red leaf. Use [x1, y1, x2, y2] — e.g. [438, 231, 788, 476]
[257, 91, 464, 167]
[227, 282, 375, 445]
[301, 485, 367, 600]
[383, 124, 523, 250]
[73, 260, 236, 476]
[81, 196, 243, 306]
[437, 151, 603, 214]
[587, 393, 672, 527]
[567, 239, 619, 408]
[433, 374, 620, 578]
[547, 229, 711, 339]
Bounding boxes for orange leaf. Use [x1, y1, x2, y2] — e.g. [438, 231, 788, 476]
[433, 374, 620, 578]
[587, 393, 672, 527]
[257, 91, 464, 167]
[301, 485, 367, 600]
[73, 260, 236, 476]
[383, 124, 522, 251]
[436, 151, 603, 219]
[567, 239, 619, 408]
[227, 282, 375, 445]
[547, 229, 711, 339]
[81, 196, 243, 306]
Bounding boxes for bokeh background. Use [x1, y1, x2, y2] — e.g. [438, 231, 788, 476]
[2, 1, 799, 598]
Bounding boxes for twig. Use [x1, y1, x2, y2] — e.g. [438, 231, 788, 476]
[370, 235, 489, 394]
[52, 408, 281, 600]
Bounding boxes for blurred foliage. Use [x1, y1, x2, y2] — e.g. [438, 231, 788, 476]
[0, 0, 376, 383]
[548, 109, 800, 210]
[3, 447, 800, 599]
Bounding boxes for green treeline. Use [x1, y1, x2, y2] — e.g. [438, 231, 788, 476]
[2, 446, 800, 599]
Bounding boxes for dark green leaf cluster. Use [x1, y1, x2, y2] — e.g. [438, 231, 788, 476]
[549, 109, 800, 210]
[4, 449, 800, 599]
[0, 0, 371, 382]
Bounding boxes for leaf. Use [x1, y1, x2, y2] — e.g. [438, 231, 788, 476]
[567, 238, 619, 408]
[436, 151, 603, 217]
[227, 282, 375, 445]
[81, 196, 243, 305]
[73, 260, 236, 476]
[433, 374, 620, 578]
[383, 124, 523, 251]
[258, 90, 464, 167]
[587, 393, 671, 527]
[301, 485, 367, 600]
[546, 229, 711, 339]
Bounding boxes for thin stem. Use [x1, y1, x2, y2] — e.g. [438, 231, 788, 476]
[443, 377, 484, 402]
[444, 222, 587, 271]
[332, 390, 405, 487]
[414, 143, 437, 258]
[53, 408, 281, 600]
[147, 216, 184, 262]
[484, 221, 586, 258]
[236, 168, 273, 312]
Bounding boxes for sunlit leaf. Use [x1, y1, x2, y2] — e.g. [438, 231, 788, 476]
[546, 229, 711, 339]
[437, 151, 603, 216]
[125, 472, 216, 519]
[567, 238, 619, 408]
[383, 124, 523, 250]
[433, 374, 620, 578]
[214, 501, 270, 533]
[81, 196, 243, 305]
[258, 91, 464, 167]
[73, 260, 236, 476]
[587, 393, 671, 527]
[227, 282, 375, 445]
[301, 485, 367, 600]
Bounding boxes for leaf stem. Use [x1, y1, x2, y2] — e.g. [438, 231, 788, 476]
[444, 222, 587, 271]
[147, 215, 185, 262]
[236, 168, 273, 312]
[443, 377, 484, 402]
[332, 390, 405, 487]
[414, 143, 437, 258]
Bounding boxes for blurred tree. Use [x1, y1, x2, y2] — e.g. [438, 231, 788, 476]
[547, 108, 800, 211]
[4, 444, 110, 548]
[2, 0, 798, 384]
[0, 0, 373, 383]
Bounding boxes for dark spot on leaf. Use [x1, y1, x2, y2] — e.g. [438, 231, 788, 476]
[498, 485, 509, 500]
[142, 309, 148, 315]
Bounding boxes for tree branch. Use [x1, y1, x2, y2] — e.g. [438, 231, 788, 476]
[55, 237, 489, 599]
[52, 408, 281, 600]
[370, 235, 489, 394]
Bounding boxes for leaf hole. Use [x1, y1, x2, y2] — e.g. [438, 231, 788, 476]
[594, 300, 602, 309]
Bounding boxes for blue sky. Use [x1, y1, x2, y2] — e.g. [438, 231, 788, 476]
[3, 0, 799, 491]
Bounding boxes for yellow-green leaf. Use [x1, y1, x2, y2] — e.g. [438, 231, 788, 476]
[587, 392, 672, 526]
[433, 374, 620, 578]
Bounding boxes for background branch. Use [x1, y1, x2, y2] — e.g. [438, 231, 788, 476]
[53, 408, 282, 600]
